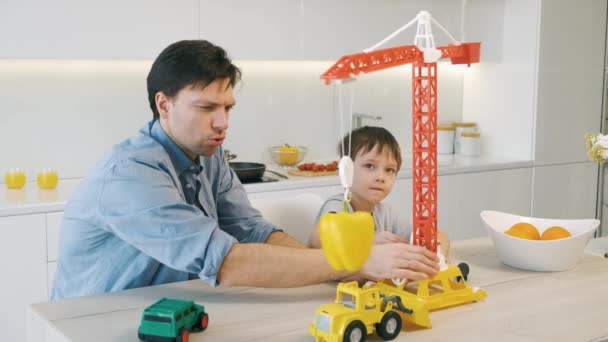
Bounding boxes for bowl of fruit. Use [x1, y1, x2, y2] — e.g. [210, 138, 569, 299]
[481, 210, 599, 272]
[269, 145, 307, 168]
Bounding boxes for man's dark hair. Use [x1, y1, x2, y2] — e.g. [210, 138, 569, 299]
[147, 40, 242, 120]
[338, 126, 402, 170]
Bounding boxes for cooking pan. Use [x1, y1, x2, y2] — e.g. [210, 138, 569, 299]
[229, 162, 287, 182]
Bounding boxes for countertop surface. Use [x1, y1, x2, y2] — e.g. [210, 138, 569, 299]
[29, 237, 608, 342]
[1, 156, 532, 217]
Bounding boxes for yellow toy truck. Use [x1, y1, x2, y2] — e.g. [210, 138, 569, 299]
[309, 263, 486, 341]
[376, 263, 487, 328]
[308, 281, 419, 342]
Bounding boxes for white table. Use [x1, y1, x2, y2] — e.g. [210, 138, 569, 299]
[29, 238, 608, 342]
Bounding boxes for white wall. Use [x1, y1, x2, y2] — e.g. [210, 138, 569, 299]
[462, 0, 539, 160]
[0, 61, 150, 180]
[228, 61, 464, 165]
[0, 59, 464, 180]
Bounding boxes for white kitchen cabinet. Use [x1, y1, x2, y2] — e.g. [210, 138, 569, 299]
[299, 0, 462, 61]
[384, 168, 534, 240]
[0, 0, 198, 59]
[198, 0, 461, 60]
[602, 203, 608, 237]
[0, 214, 47, 342]
[532, 162, 599, 220]
[533, 0, 607, 165]
[47, 262, 57, 298]
[198, 0, 302, 60]
[46, 212, 63, 298]
[437, 168, 533, 240]
[46, 212, 63, 263]
[383, 176, 412, 217]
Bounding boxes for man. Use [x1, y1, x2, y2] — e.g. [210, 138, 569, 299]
[51, 40, 439, 300]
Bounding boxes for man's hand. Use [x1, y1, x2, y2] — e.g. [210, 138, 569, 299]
[358, 243, 439, 281]
[374, 231, 408, 245]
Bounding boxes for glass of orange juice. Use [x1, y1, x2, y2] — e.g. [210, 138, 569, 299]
[5, 168, 26, 189]
[37, 168, 58, 190]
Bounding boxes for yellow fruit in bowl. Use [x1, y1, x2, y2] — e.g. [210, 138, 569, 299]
[504, 222, 540, 240]
[278, 144, 299, 165]
[540, 226, 572, 240]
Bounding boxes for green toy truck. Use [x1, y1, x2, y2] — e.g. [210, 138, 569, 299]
[138, 298, 209, 342]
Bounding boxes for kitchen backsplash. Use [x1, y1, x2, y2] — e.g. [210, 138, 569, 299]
[0, 59, 464, 180]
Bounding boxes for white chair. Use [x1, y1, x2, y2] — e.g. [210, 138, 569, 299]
[250, 193, 324, 245]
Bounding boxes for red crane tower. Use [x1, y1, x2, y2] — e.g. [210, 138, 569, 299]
[322, 11, 480, 253]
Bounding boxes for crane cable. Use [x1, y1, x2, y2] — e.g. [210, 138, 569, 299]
[337, 82, 355, 206]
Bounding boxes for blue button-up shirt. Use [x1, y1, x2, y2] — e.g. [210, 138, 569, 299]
[51, 120, 277, 300]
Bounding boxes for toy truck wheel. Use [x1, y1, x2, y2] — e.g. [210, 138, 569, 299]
[195, 312, 209, 331]
[343, 320, 367, 342]
[457, 262, 470, 282]
[176, 328, 189, 342]
[376, 311, 402, 340]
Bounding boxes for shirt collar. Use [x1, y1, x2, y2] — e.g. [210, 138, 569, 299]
[145, 120, 202, 176]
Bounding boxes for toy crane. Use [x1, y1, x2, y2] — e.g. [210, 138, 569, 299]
[310, 12, 485, 342]
[321, 11, 480, 253]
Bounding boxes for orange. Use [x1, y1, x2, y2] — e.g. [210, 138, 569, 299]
[540, 226, 572, 240]
[504, 222, 540, 240]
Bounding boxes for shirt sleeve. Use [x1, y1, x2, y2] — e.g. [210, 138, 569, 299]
[98, 158, 236, 286]
[215, 158, 279, 243]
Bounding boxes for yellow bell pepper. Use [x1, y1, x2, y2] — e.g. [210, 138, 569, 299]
[278, 144, 299, 165]
[319, 209, 374, 272]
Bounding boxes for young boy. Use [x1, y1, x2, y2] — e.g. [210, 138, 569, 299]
[309, 126, 450, 260]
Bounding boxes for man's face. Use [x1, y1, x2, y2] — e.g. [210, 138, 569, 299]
[157, 78, 235, 159]
[351, 144, 399, 207]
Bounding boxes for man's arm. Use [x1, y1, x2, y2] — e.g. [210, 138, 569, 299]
[266, 231, 307, 248]
[217, 243, 347, 287]
[216, 241, 440, 288]
[438, 229, 450, 257]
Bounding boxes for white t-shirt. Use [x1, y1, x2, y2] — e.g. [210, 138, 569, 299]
[315, 194, 412, 239]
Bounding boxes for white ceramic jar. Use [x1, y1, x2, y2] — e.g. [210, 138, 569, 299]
[453, 122, 477, 154]
[437, 124, 455, 154]
[460, 131, 481, 156]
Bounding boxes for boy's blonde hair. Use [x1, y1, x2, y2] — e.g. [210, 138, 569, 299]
[338, 126, 402, 170]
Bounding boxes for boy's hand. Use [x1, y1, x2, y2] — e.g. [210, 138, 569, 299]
[374, 231, 408, 245]
[358, 243, 439, 281]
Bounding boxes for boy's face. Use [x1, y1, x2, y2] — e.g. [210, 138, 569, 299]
[352, 144, 399, 207]
[157, 78, 235, 159]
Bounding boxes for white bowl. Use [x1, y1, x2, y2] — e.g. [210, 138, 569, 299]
[481, 210, 599, 272]
[268, 146, 308, 167]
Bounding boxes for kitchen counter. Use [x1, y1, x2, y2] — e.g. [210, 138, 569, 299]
[28, 237, 608, 342]
[1, 156, 532, 217]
